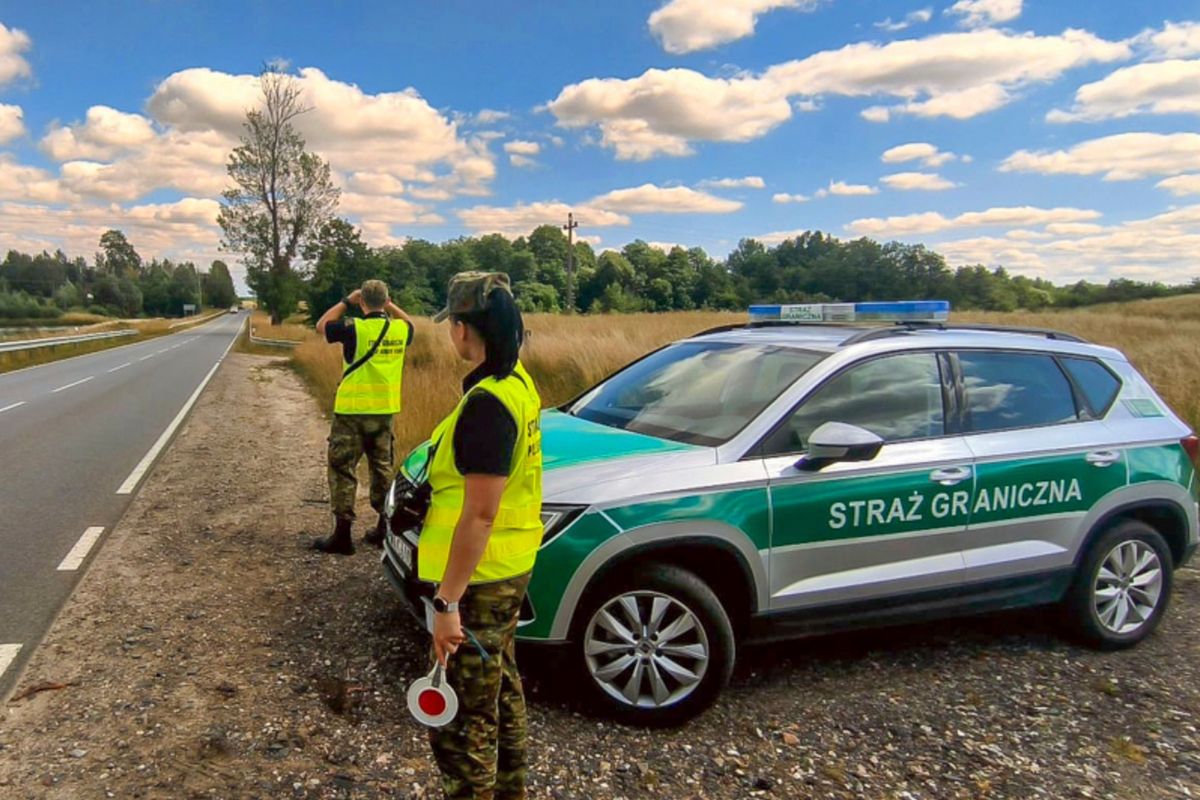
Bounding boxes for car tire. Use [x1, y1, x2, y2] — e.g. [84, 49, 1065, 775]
[572, 562, 735, 727]
[1064, 520, 1173, 650]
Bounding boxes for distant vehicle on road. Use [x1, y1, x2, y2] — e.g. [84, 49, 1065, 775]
[382, 301, 1198, 725]
[229, 306, 240, 314]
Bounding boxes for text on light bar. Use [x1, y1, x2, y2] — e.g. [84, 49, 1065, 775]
[749, 300, 950, 324]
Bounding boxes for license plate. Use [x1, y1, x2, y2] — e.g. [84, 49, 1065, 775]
[389, 534, 414, 573]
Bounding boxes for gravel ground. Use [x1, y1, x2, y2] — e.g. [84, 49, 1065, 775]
[1, 352, 1198, 799]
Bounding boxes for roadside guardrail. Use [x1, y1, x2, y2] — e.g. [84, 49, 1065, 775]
[248, 324, 301, 348]
[0, 329, 137, 354]
[168, 310, 226, 329]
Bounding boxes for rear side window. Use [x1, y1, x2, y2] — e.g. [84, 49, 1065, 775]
[759, 352, 945, 456]
[958, 351, 1078, 433]
[1059, 356, 1121, 417]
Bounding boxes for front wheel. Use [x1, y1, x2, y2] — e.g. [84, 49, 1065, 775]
[1064, 520, 1173, 649]
[573, 563, 735, 727]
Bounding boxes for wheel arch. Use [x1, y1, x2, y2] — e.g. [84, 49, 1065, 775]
[547, 520, 767, 641]
[1076, 486, 1194, 568]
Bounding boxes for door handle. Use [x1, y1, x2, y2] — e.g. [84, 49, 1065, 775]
[1085, 450, 1121, 468]
[929, 466, 972, 486]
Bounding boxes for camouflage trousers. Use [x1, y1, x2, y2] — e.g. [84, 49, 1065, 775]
[327, 413, 394, 521]
[430, 573, 532, 800]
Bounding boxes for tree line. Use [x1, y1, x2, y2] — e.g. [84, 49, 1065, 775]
[0, 229, 237, 320]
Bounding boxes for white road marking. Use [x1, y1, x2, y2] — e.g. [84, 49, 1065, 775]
[50, 376, 94, 393]
[0, 643, 20, 680]
[0, 401, 25, 414]
[107, 362, 131, 374]
[57, 526, 105, 571]
[116, 330, 239, 495]
[155, 349, 168, 355]
[138, 354, 155, 362]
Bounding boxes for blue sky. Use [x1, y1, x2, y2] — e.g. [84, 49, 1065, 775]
[0, 1, 1198, 291]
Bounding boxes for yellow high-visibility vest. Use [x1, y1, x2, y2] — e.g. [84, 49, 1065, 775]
[418, 361, 543, 583]
[333, 316, 408, 415]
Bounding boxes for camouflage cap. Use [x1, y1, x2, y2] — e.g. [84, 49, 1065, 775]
[432, 271, 512, 322]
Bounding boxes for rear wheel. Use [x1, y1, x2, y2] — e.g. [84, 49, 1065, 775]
[574, 563, 735, 726]
[1065, 520, 1173, 649]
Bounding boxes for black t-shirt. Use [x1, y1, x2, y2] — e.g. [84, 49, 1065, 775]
[324, 312, 414, 363]
[452, 364, 518, 476]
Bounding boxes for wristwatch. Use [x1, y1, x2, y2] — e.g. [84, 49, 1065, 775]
[432, 595, 459, 614]
[340, 296, 353, 308]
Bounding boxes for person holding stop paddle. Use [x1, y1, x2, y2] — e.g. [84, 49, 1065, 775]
[416, 272, 544, 800]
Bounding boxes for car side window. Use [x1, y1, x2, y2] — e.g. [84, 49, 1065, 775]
[759, 352, 945, 457]
[958, 351, 1079, 433]
[1059, 356, 1121, 417]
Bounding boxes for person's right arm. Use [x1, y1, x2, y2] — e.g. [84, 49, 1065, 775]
[384, 300, 413, 326]
[316, 289, 364, 337]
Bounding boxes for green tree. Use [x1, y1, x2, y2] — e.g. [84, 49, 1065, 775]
[97, 230, 141, 279]
[304, 219, 378, 323]
[204, 260, 237, 309]
[218, 67, 340, 324]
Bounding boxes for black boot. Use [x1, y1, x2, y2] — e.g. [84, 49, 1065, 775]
[364, 514, 387, 548]
[311, 517, 355, 555]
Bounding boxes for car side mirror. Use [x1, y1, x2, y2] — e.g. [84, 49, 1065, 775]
[796, 422, 884, 471]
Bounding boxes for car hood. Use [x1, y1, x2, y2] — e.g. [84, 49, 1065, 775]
[398, 409, 715, 501]
[540, 410, 715, 502]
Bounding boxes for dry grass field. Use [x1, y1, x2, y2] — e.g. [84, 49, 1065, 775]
[288, 296, 1200, 455]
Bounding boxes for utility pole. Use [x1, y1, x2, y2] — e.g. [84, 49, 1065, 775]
[563, 211, 578, 313]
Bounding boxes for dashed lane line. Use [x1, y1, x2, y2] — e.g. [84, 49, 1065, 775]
[0, 644, 20, 682]
[138, 354, 155, 362]
[116, 330, 239, 495]
[0, 401, 25, 414]
[107, 362, 131, 373]
[57, 527, 105, 571]
[50, 376, 94, 393]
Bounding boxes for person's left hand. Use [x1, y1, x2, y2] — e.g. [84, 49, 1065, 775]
[432, 609, 465, 667]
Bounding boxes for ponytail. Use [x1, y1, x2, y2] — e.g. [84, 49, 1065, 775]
[454, 288, 524, 378]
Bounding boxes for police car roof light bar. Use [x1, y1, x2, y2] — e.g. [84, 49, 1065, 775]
[748, 300, 950, 325]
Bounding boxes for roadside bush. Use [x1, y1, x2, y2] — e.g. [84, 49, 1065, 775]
[0, 290, 59, 320]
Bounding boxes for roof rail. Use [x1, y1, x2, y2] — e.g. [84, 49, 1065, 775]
[841, 321, 1087, 346]
[692, 320, 815, 337]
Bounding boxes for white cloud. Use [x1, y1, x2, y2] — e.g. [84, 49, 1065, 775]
[861, 106, 891, 123]
[755, 228, 816, 245]
[816, 180, 878, 197]
[1047, 59, 1200, 122]
[457, 201, 630, 237]
[698, 175, 766, 189]
[1137, 21, 1200, 60]
[474, 109, 511, 124]
[503, 140, 540, 156]
[934, 204, 1200, 282]
[346, 171, 406, 195]
[591, 183, 743, 214]
[339, 192, 442, 225]
[881, 142, 958, 167]
[0, 103, 24, 144]
[1157, 174, 1200, 196]
[880, 172, 959, 191]
[647, 0, 817, 54]
[946, 0, 1022, 29]
[548, 28, 1129, 158]
[846, 205, 1100, 236]
[547, 68, 792, 160]
[41, 106, 158, 160]
[646, 241, 685, 253]
[1001, 132, 1200, 180]
[0, 23, 32, 86]
[875, 8, 933, 32]
[0, 156, 77, 204]
[509, 154, 537, 168]
[772, 192, 809, 203]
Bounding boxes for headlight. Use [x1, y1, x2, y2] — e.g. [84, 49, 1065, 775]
[540, 504, 585, 547]
[383, 481, 396, 519]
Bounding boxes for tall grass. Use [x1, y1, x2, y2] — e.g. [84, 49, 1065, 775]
[292, 311, 740, 452]
[290, 298, 1200, 456]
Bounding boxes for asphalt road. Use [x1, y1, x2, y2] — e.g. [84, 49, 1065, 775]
[0, 313, 245, 700]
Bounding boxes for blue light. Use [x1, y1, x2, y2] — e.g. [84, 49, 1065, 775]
[749, 300, 950, 324]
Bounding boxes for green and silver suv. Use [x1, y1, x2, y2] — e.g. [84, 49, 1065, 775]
[382, 302, 1198, 725]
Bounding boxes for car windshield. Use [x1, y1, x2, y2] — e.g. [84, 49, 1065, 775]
[567, 341, 824, 446]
